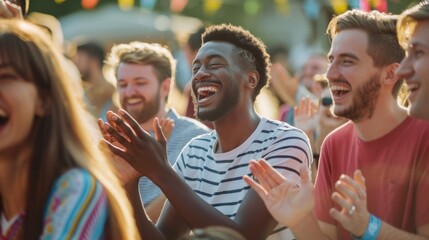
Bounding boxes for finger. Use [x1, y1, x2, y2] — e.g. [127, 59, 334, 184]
[102, 138, 127, 157]
[249, 160, 279, 191]
[102, 122, 130, 148]
[339, 175, 364, 201]
[97, 118, 109, 138]
[0, 1, 13, 18]
[243, 175, 268, 201]
[117, 109, 149, 139]
[299, 165, 311, 185]
[329, 207, 351, 226]
[331, 191, 354, 214]
[153, 118, 167, 146]
[5, 1, 22, 18]
[109, 110, 144, 143]
[335, 178, 359, 203]
[354, 170, 367, 197]
[257, 159, 288, 185]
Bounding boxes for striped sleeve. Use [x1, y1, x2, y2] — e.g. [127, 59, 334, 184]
[41, 168, 108, 240]
[261, 121, 312, 184]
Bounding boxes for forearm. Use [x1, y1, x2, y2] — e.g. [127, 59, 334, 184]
[377, 222, 429, 240]
[146, 194, 167, 223]
[153, 167, 239, 231]
[124, 179, 166, 240]
[291, 213, 332, 240]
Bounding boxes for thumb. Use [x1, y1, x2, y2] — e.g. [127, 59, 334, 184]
[153, 118, 167, 147]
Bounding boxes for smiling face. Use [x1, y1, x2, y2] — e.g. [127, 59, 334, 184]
[191, 41, 249, 122]
[0, 64, 43, 156]
[117, 63, 165, 124]
[396, 20, 429, 121]
[327, 29, 382, 122]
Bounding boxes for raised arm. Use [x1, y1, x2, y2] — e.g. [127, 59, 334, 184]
[100, 110, 280, 239]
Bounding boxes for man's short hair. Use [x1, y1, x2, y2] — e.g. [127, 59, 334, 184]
[397, 1, 429, 48]
[327, 9, 405, 97]
[202, 24, 271, 101]
[106, 41, 176, 84]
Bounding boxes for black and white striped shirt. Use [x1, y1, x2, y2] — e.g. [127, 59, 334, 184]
[174, 118, 311, 239]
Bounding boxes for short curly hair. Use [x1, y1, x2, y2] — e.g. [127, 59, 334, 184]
[202, 24, 271, 101]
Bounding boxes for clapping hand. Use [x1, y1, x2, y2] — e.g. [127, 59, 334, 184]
[243, 159, 315, 229]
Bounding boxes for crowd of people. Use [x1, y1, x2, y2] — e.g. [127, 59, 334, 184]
[0, 0, 428, 239]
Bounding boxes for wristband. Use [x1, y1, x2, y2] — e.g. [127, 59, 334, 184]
[352, 214, 382, 240]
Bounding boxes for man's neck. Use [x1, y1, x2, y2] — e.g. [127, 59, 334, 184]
[213, 109, 261, 153]
[353, 98, 408, 141]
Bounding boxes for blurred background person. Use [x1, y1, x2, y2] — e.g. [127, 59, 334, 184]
[26, 11, 84, 100]
[74, 41, 118, 121]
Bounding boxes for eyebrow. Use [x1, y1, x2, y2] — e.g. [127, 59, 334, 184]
[327, 53, 360, 62]
[408, 41, 429, 50]
[193, 53, 225, 65]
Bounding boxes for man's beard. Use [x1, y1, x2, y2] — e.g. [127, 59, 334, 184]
[334, 74, 381, 122]
[123, 91, 161, 124]
[193, 86, 239, 122]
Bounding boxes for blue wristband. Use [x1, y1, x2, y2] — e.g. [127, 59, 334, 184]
[352, 214, 382, 240]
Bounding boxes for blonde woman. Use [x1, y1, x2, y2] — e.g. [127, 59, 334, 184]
[0, 19, 139, 239]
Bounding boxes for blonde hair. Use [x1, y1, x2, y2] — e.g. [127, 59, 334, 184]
[0, 19, 139, 239]
[397, 1, 429, 48]
[106, 41, 176, 84]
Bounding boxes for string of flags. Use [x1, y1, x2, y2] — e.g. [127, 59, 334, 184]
[58, 0, 389, 15]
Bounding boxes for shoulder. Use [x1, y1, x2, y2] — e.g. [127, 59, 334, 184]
[323, 120, 353, 143]
[48, 168, 105, 205]
[169, 109, 210, 132]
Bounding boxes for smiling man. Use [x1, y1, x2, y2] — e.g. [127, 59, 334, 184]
[101, 24, 311, 239]
[245, 9, 429, 240]
[396, 1, 429, 121]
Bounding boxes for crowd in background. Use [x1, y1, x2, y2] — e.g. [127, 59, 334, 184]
[0, 0, 428, 239]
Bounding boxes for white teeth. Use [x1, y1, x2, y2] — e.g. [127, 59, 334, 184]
[0, 108, 7, 118]
[127, 98, 142, 104]
[330, 85, 350, 91]
[197, 86, 218, 94]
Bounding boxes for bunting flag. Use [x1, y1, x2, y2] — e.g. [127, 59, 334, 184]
[170, 0, 188, 13]
[118, 0, 135, 10]
[274, 0, 289, 14]
[348, 0, 360, 9]
[140, 0, 157, 9]
[203, 0, 223, 15]
[332, 0, 348, 14]
[371, 0, 387, 12]
[82, 0, 99, 9]
[244, 0, 259, 15]
[304, 0, 320, 19]
[360, 0, 370, 11]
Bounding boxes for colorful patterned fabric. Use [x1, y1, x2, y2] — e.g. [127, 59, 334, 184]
[41, 168, 108, 239]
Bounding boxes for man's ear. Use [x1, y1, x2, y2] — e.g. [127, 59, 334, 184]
[246, 70, 259, 89]
[160, 77, 171, 99]
[382, 63, 400, 86]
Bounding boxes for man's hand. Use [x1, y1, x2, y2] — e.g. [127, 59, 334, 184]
[99, 109, 169, 181]
[329, 170, 370, 238]
[0, 0, 23, 19]
[243, 159, 315, 229]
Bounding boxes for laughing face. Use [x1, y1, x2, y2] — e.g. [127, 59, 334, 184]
[327, 29, 382, 122]
[396, 20, 429, 121]
[191, 41, 245, 122]
[117, 63, 163, 124]
[0, 64, 43, 155]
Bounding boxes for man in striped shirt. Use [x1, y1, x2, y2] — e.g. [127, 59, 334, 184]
[101, 24, 311, 239]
